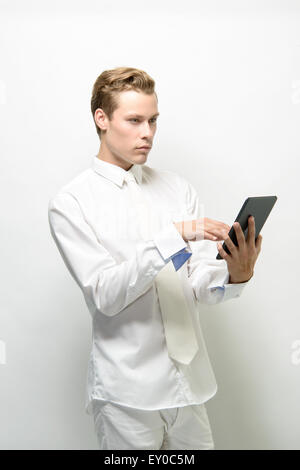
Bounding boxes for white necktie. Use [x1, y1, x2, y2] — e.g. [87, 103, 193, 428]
[123, 170, 199, 365]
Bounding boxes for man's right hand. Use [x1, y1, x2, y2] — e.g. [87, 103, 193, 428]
[173, 218, 231, 243]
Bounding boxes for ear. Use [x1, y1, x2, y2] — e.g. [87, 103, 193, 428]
[94, 108, 108, 132]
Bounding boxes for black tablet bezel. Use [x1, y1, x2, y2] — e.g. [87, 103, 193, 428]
[216, 196, 277, 260]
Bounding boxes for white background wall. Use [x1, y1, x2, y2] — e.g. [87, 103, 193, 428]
[0, 0, 299, 450]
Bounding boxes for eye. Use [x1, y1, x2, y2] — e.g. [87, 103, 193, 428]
[129, 118, 158, 123]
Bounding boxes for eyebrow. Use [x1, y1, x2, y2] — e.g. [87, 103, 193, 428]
[126, 112, 160, 118]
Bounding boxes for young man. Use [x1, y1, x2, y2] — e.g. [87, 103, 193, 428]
[48, 66, 262, 450]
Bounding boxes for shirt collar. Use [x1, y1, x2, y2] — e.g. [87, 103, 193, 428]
[92, 155, 143, 187]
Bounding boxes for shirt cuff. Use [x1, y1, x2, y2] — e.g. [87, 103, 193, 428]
[169, 248, 192, 271]
[222, 281, 249, 301]
[210, 271, 251, 301]
[153, 222, 188, 260]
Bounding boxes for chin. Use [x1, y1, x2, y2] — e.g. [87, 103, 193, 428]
[134, 155, 147, 164]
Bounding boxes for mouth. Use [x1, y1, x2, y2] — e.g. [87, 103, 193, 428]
[137, 147, 151, 150]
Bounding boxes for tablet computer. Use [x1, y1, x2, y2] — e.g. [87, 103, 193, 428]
[216, 196, 277, 260]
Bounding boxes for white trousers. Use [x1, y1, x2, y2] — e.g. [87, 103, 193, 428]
[92, 400, 215, 450]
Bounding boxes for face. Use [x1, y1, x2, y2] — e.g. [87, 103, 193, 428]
[95, 90, 159, 170]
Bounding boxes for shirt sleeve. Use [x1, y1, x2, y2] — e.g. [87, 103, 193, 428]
[179, 177, 250, 305]
[48, 192, 188, 318]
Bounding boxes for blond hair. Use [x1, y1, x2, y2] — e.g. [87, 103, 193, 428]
[91, 66, 157, 139]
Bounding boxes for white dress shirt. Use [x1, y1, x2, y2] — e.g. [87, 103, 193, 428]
[48, 155, 250, 415]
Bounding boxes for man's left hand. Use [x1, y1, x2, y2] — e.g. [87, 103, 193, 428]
[217, 216, 263, 283]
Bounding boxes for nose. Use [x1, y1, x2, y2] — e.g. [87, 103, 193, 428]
[140, 122, 154, 138]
